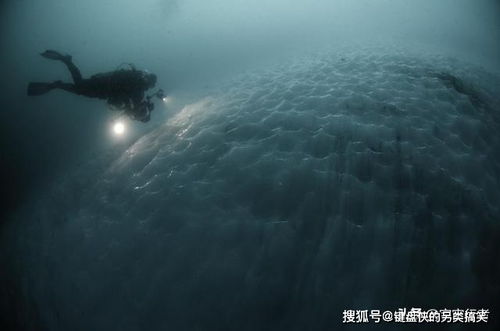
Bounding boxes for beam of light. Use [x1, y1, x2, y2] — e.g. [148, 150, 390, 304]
[113, 121, 125, 135]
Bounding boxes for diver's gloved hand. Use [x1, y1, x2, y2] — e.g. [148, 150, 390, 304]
[125, 101, 151, 122]
[132, 109, 150, 123]
[147, 89, 165, 100]
[139, 112, 151, 123]
[156, 89, 165, 100]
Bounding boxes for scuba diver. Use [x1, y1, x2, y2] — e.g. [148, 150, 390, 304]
[27, 50, 164, 122]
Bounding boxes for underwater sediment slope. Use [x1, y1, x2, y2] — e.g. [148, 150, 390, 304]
[2, 50, 500, 330]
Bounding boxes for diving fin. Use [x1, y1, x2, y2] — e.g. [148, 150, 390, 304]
[40, 50, 71, 61]
[27, 82, 56, 96]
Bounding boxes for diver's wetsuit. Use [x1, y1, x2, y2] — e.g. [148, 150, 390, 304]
[55, 58, 146, 105]
[28, 50, 157, 122]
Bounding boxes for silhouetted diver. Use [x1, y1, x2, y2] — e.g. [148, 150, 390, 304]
[27, 50, 164, 122]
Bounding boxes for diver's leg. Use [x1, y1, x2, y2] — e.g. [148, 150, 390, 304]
[27, 80, 80, 96]
[61, 57, 83, 85]
[40, 50, 83, 84]
[52, 81, 80, 94]
[53, 80, 101, 99]
[27, 81, 59, 96]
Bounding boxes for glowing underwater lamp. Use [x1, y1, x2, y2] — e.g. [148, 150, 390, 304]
[113, 121, 125, 135]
